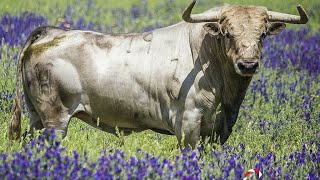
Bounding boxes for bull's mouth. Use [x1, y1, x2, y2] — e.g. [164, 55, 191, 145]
[234, 60, 260, 76]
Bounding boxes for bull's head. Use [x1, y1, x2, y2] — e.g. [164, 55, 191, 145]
[182, 0, 308, 76]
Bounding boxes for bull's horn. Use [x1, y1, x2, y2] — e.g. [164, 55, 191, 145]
[182, 0, 220, 23]
[268, 5, 309, 24]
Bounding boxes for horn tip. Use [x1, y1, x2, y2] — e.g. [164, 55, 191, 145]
[182, 0, 197, 22]
[297, 4, 309, 24]
[297, 4, 303, 11]
[190, 0, 197, 6]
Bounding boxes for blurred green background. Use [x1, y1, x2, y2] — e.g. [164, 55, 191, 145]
[1, 0, 319, 31]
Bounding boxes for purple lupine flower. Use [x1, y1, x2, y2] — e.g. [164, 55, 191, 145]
[235, 162, 244, 179]
[239, 144, 245, 151]
[259, 121, 266, 127]
[143, 25, 155, 32]
[307, 170, 316, 180]
[130, 5, 141, 20]
[0, 12, 48, 46]
[304, 112, 311, 123]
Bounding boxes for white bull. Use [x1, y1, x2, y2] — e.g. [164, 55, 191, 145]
[9, 0, 308, 147]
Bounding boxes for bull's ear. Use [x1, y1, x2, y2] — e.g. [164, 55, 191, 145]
[203, 23, 221, 36]
[267, 22, 286, 35]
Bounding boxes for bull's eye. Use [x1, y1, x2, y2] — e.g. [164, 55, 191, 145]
[225, 32, 234, 39]
[260, 32, 267, 40]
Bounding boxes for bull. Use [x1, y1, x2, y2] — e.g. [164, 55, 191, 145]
[9, 0, 308, 147]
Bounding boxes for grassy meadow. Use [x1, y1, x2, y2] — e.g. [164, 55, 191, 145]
[0, 0, 320, 179]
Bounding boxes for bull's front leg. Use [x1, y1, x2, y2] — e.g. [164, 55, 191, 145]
[175, 108, 202, 148]
[214, 104, 240, 144]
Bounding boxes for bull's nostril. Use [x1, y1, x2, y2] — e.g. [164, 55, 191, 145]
[252, 62, 259, 69]
[238, 63, 246, 71]
[237, 61, 259, 74]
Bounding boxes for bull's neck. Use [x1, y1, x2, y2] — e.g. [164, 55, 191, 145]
[189, 25, 252, 107]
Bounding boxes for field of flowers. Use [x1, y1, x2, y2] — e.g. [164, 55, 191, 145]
[0, 0, 320, 179]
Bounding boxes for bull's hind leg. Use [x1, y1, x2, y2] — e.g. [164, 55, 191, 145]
[30, 62, 71, 139]
[37, 102, 71, 139]
[23, 89, 44, 138]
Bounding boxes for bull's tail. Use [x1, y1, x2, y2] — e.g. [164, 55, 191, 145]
[9, 97, 22, 140]
[9, 27, 48, 140]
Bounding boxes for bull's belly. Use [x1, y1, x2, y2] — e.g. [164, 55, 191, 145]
[88, 100, 156, 129]
[95, 115, 151, 130]
[75, 109, 173, 135]
[81, 84, 171, 131]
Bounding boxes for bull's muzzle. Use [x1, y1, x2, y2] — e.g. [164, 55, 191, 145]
[236, 59, 260, 76]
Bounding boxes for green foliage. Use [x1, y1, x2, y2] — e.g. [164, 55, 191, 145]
[0, 0, 319, 178]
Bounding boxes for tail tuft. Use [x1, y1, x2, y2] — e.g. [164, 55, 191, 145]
[9, 96, 22, 140]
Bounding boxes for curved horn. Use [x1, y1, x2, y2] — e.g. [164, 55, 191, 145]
[182, 0, 221, 23]
[268, 5, 309, 24]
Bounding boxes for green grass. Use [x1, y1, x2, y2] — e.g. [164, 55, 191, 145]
[0, 1, 319, 177]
